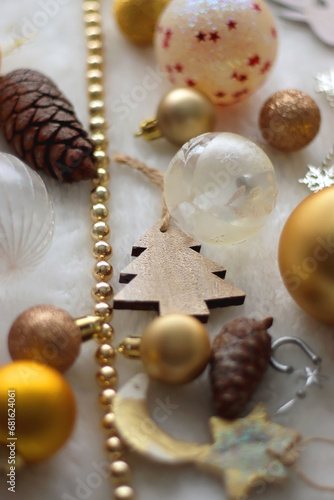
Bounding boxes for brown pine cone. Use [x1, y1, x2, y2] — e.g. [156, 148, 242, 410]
[210, 316, 273, 419]
[0, 69, 95, 182]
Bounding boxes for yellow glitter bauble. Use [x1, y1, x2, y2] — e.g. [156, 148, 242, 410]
[279, 187, 334, 324]
[259, 89, 321, 152]
[113, 0, 170, 45]
[0, 361, 76, 463]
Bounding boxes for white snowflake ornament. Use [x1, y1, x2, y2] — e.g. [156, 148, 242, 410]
[299, 164, 334, 192]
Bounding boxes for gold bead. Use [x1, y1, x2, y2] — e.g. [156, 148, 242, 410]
[114, 0, 170, 45]
[97, 366, 118, 388]
[92, 282, 113, 302]
[84, 12, 102, 26]
[8, 305, 82, 373]
[89, 99, 105, 115]
[92, 241, 112, 259]
[102, 411, 117, 430]
[93, 260, 113, 281]
[90, 116, 106, 131]
[140, 314, 211, 385]
[110, 460, 132, 486]
[156, 88, 217, 147]
[91, 221, 110, 241]
[113, 485, 136, 500]
[91, 185, 110, 205]
[83, 1, 100, 13]
[87, 39, 103, 54]
[88, 84, 104, 99]
[96, 344, 116, 366]
[86, 26, 102, 39]
[92, 167, 110, 186]
[279, 186, 334, 324]
[87, 54, 103, 70]
[94, 323, 115, 343]
[106, 436, 123, 461]
[94, 302, 114, 322]
[99, 388, 117, 406]
[91, 132, 107, 149]
[259, 90, 321, 152]
[91, 203, 109, 223]
[0, 361, 76, 463]
[87, 69, 103, 84]
[93, 149, 109, 168]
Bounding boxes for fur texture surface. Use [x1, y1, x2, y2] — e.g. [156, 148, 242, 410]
[0, 1, 334, 499]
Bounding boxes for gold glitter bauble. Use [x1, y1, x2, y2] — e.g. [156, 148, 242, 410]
[113, 0, 170, 45]
[140, 314, 211, 385]
[279, 187, 334, 325]
[259, 89, 321, 152]
[0, 361, 76, 463]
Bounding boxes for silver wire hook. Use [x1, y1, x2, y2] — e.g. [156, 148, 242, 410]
[270, 336, 322, 374]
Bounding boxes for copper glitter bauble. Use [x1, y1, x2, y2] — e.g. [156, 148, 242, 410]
[279, 186, 334, 325]
[259, 90, 321, 152]
[8, 305, 82, 372]
[114, 0, 170, 45]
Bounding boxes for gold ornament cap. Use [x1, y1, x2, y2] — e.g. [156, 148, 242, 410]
[259, 89, 321, 152]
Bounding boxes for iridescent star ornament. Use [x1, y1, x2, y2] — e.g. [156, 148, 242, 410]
[113, 374, 301, 500]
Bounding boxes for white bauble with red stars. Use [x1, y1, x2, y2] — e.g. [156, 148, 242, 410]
[155, 0, 278, 105]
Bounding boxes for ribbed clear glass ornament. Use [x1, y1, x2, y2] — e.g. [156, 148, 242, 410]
[0, 153, 55, 275]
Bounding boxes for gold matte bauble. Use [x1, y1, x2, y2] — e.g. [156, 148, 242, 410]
[0, 361, 76, 463]
[113, 0, 170, 45]
[8, 305, 82, 372]
[157, 88, 217, 146]
[279, 186, 334, 324]
[140, 314, 211, 385]
[259, 89, 320, 152]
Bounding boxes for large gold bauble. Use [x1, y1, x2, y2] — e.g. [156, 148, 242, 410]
[278, 186, 334, 324]
[157, 88, 217, 147]
[259, 90, 320, 152]
[0, 361, 76, 463]
[113, 0, 170, 45]
[140, 314, 211, 385]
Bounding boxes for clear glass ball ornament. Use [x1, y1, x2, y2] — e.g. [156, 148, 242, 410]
[0, 153, 55, 275]
[164, 133, 278, 245]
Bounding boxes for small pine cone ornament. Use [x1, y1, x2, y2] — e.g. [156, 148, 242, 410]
[0, 69, 95, 182]
[210, 316, 273, 419]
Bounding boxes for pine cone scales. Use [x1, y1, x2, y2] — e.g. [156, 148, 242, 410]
[210, 317, 273, 419]
[0, 69, 95, 182]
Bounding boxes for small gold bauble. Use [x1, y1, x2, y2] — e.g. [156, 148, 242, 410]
[0, 361, 76, 463]
[259, 89, 321, 152]
[279, 186, 334, 324]
[113, 0, 170, 45]
[140, 314, 211, 385]
[157, 88, 217, 147]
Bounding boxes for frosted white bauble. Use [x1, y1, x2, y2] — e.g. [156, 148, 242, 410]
[164, 133, 278, 245]
[0, 154, 55, 275]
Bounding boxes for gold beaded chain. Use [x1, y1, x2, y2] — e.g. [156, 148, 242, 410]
[83, 1, 135, 499]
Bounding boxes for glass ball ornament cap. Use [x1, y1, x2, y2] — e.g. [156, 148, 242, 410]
[0, 153, 55, 276]
[164, 133, 278, 245]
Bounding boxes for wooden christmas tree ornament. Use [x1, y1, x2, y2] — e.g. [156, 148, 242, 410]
[113, 222, 245, 322]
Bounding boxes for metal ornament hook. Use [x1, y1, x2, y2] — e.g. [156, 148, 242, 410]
[270, 336, 322, 374]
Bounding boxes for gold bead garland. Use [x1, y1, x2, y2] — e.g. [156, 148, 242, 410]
[83, 1, 135, 499]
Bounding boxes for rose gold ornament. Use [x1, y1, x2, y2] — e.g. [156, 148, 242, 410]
[8, 305, 102, 372]
[155, 0, 278, 105]
[259, 90, 321, 152]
